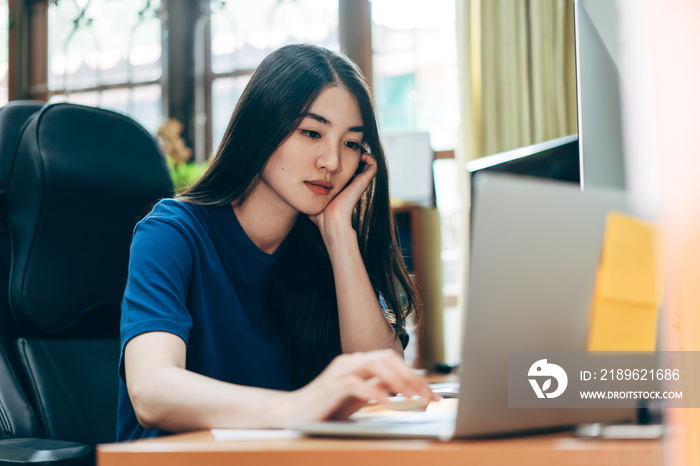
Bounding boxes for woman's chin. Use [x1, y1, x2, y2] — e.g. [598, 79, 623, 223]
[296, 199, 333, 217]
[302, 207, 327, 217]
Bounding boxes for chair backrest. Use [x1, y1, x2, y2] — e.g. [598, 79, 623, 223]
[0, 101, 45, 189]
[0, 101, 46, 441]
[0, 102, 173, 445]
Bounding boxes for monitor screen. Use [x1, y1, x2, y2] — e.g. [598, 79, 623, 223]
[466, 134, 580, 234]
[466, 134, 580, 186]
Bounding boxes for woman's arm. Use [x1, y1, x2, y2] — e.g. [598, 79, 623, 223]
[323, 224, 403, 355]
[124, 331, 436, 432]
[310, 153, 403, 355]
[125, 332, 283, 430]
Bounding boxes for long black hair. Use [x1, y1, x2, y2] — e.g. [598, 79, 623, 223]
[179, 44, 420, 388]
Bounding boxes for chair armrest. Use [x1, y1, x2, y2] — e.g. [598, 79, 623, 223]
[0, 438, 92, 465]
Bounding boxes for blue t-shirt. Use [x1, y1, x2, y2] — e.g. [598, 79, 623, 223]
[116, 199, 310, 441]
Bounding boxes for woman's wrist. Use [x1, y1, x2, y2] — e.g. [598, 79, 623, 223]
[324, 226, 359, 259]
[268, 381, 326, 428]
[317, 218, 357, 251]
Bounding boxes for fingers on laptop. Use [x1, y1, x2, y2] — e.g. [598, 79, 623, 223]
[294, 350, 440, 422]
[327, 350, 440, 402]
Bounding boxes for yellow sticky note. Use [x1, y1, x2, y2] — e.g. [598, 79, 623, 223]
[598, 214, 660, 306]
[588, 213, 662, 352]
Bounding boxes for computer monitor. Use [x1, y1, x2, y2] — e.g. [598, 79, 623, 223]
[466, 134, 580, 228]
[574, 0, 626, 190]
[467, 0, 626, 192]
[466, 134, 579, 186]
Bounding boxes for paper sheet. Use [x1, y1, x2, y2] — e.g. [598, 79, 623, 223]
[211, 429, 302, 441]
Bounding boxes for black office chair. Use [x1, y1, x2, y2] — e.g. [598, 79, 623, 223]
[0, 103, 173, 464]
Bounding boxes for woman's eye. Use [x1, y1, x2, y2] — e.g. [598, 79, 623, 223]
[301, 129, 321, 139]
[345, 141, 362, 151]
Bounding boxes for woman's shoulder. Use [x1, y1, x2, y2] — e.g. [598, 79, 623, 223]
[139, 198, 208, 233]
[148, 197, 197, 217]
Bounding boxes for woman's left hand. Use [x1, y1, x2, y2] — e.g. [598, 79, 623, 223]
[309, 152, 377, 239]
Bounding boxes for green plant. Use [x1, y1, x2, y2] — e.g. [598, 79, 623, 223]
[166, 156, 209, 192]
[157, 118, 208, 192]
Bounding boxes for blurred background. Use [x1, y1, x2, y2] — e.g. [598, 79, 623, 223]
[2, 1, 699, 463]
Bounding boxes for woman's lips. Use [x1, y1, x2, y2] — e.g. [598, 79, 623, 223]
[304, 180, 333, 196]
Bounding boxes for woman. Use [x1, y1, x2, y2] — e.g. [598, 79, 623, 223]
[117, 44, 438, 441]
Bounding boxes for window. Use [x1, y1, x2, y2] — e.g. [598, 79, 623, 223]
[47, 0, 162, 134]
[371, 0, 459, 151]
[203, 0, 339, 158]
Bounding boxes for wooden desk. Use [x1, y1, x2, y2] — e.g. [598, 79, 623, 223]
[97, 430, 663, 466]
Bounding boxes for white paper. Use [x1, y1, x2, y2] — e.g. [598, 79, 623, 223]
[382, 132, 434, 205]
[211, 429, 303, 441]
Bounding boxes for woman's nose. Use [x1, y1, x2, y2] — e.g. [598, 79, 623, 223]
[316, 142, 341, 172]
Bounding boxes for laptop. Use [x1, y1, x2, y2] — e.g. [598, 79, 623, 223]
[288, 173, 635, 440]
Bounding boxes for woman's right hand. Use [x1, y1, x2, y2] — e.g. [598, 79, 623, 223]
[282, 349, 440, 423]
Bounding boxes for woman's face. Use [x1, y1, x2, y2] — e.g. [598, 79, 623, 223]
[258, 85, 365, 216]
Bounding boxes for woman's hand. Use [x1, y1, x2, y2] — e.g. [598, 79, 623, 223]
[309, 152, 377, 240]
[282, 349, 440, 424]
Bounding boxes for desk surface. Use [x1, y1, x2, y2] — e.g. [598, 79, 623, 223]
[97, 430, 663, 466]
